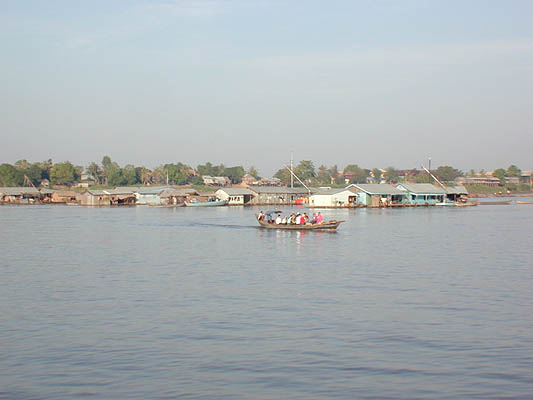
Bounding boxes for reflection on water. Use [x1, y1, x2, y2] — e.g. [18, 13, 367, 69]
[1, 204, 533, 399]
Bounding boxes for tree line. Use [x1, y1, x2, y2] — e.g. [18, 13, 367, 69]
[0, 157, 254, 187]
[0, 157, 528, 189]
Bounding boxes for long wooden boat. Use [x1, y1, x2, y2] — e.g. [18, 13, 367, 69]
[477, 200, 512, 205]
[185, 200, 228, 207]
[257, 219, 344, 230]
[516, 200, 533, 205]
[454, 201, 478, 207]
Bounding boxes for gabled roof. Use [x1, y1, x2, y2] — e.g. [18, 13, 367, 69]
[0, 187, 41, 195]
[216, 188, 255, 195]
[348, 184, 406, 195]
[250, 186, 309, 194]
[396, 183, 446, 194]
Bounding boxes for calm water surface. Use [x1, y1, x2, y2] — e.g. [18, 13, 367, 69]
[1, 202, 533, 399]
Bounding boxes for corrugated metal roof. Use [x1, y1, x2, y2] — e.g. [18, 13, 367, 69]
[160, 189, 197, 198]
[250, 187, 309, 194]
[311, 187, 356, 196]
[349, 184, 406, 195]
[445, 185, 468, 195]
[397, 183, 446, 194]
[0, 187, 41, 195]
[104, 189, 135, 195]
[217, 188, 256, 195]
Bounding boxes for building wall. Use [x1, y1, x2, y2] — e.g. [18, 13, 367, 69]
[135, 193, 162, 205]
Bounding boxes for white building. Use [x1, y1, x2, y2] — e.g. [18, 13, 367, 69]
[308, 187, 358, 208]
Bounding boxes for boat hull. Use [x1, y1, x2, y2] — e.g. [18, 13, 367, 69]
[185, 200, 228, 207]
[257, 219, 344, 230]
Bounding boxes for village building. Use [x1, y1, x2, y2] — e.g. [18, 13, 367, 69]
[0, 187, 42, 204]
[249, 187, 309, 205]
[105, 189, 136, 205]
[308, 187, 358, 208]
[77, 190, 111, 206]
[160, 188, 198, 205]
[51, 191, 78, 204]
[347, 184, 408, 207]
[202, 176, 231, 186]
[241, 174, 257, 186]
[455, 176, 501, 187]
[396, 183, 446, 205]
[444, 185, 469, 202]
[215, 188, 255, 205]
[130, 186, 173, 205]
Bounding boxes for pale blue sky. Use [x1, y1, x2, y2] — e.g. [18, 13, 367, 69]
[1, 0, 532, 176]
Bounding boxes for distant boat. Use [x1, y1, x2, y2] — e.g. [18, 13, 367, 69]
[516, 200, 533, 205]
[185, 199, 228, 207]
[478, 200, 512, 205]
[257, 218, 344, 231]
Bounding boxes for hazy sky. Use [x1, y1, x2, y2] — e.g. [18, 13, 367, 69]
[1, 0, 532, 176]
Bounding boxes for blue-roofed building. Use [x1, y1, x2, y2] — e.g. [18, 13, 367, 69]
[347, 184, 408, 207]
[396, 183, 446, 205]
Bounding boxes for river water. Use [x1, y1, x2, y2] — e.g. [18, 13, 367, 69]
[1, 202, 533, 399]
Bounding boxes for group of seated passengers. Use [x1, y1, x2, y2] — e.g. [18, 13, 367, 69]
[257, 211, 324, 225]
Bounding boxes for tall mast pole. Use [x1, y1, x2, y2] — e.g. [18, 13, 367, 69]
[290, 152, 294, 188]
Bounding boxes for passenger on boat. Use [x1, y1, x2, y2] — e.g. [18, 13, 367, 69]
[316, 212, 323, 224]
[281, 216, 288, 224]
[295, 213, 302, 224]
[303, 213, 309, 224]
[258, 211, 265, 221]
[275, 214, 282, 224]
[311, 213, 317, 224]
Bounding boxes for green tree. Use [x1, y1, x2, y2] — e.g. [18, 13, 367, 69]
[506, 165, 521, 177]
[122, 164, 138, 185]
[383, 167, 400, 183]
[247, 166, 260, 179]
[50, 162, 80, 186]
[492, 168, 506, 185]
[86, 162, 102, 184]
[317, 165, 332, 184]
[371, 168, 382, 183]
[434, 166, 463, 182]
[106, 163, 125, 186]
[274, 167, 292, 186]
[0, 163, 24, 186]
[343, 164, 369, 184]
[295, 160, 316, 182]
[223, 166, 245, 184]
[24, 164, 45, 186]
[329, 165, 344, 184]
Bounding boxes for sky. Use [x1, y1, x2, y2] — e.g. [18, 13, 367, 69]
[1, 0, 532, 177]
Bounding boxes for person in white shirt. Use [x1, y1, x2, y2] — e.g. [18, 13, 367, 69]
[275, 215, 282, 224]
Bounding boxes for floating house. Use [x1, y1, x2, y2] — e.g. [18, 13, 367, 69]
[444, 185, 469, 202]
[0, 187, 42, 204]
[215, 188, 255, 205]
[105, 189, 136, 205]
[308, 187, 358, 208]
[51, 191, 78, 204]
[160, 188, 198, 205]
[396, 183, 446, 205]
[77, 190, 111, 206]
[249, 187, 309, 205]
[347, 184, 408, 207]
[131, 186, 173, 205]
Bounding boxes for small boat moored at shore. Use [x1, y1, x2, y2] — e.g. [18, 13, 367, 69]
[516, 200, 533, 205]
[185, 199, 228, 207]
